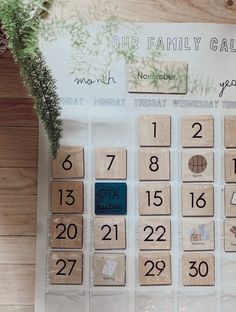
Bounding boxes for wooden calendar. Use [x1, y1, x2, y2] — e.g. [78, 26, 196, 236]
[35, 22, 236, 312]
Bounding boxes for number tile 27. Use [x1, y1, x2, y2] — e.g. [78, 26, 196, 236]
[49, 251, 83, 285]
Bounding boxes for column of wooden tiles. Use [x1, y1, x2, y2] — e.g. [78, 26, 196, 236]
[181, 115, 215, 286]
[93, 146, 127, 286]
[49, 146, 85, 285]
[138, 115, 172, 286]
[224, 117, 236, 252]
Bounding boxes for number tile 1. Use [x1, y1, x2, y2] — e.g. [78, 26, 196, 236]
[51, 181, 84, 214]
[49, 251, 83, 285]
[139, 115, 171, 147]
[93, 253, 126, 286]
[52, 146, 84, 179]
[50, 214, 83, 249]
[95, 147, 127, 180]
[139, 252, 171, 285]
[182, 252, 215, 286]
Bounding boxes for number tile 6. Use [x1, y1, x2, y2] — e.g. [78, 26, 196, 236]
[52, 146, 84, 179]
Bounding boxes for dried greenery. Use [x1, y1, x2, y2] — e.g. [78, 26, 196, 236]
[0, 0, 62, 158]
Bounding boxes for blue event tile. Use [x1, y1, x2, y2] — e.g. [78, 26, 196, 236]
[95, 182, 127, 215]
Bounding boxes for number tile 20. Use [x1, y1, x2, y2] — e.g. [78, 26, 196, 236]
[182, 253, 215, 286]
[49, 251, 83, 285]
[52, 146, 84, 179]
[50, 214, 83, 249]
[139, 252, 171, 285]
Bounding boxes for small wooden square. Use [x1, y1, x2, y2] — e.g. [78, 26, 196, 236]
[139, 252, 171, 285]
[93, 253, 126, 286]
[182, 219, 215, 251]
[181, 115, 214, 147]
[95, 147, 127, 180]
[225, 150, 236, 183]
[139, 115, 171, 147]
[182, 184, 214, 217]
[93, 217, 126, 249]
[51, 181, 84, 214]
[50, 214, 83, 249]
[49, 251, 83, 285]
[182, 149, 214, 182]
[52, 146, 84, 179]
[139, 182, 171, 215]
[139, 148, 170, 181]
[224, 185, 236, 217]
[182, 253, 215, 286]
[139, 217, 171, 250]
[225, 116, 236, 148]
[224, 219, 236, 252]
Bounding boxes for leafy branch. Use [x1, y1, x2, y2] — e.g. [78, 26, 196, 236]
[0, 0, 62, 158]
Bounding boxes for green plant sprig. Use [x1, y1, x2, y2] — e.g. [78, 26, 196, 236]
[0, 0, 62, 158]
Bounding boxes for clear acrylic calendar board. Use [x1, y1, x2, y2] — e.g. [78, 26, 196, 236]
[35, 21, 236, 312]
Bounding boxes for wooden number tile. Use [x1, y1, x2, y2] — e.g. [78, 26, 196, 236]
[139, 182, 171, 215]
[52, 146, 84, 179]
[51, 181, 83, 214]
[182, 219, 215, 251]
[95, 182, 127, 215]
[182, 253, 215, 286]
[50, 214, 83, 249]
[224, 185, 236, 217]
[95, 147, 127, 180]
[182, 184, 214, 217]
[139, 148, 170, 181]
[139, 217, 171, 250]
[49, 251, 83, 285]
[225, 116, 236, 148]
[225, 150, 236, 183]
[93, 253, 126, 286]
[182, 149, 214, 182]
[139, 252, 171, 286]
[224, 219, 236, 251]
[139, 115, 171, 147]
[181, 115, 214, 147]
[93, 217, 126, 249]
